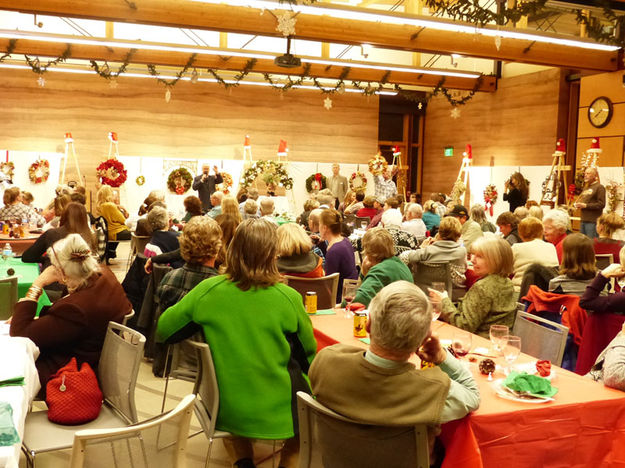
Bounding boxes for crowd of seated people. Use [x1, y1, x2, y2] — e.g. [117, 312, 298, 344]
[9, 174, 625, 468]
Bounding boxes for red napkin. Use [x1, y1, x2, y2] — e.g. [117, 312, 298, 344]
[348, 302, 366, 312]
[536, 360, 551, 377]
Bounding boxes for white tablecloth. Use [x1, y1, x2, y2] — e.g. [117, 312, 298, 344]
[0, 336, 40, 468]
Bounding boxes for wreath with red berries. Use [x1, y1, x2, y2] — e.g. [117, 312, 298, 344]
[96, 158, 127, 188]
[167, 167, 193, 195]
[29, 159, 50, 184]
[305, 173, 327, 193]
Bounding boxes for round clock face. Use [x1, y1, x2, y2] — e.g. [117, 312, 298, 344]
[588, 96, 613, 128]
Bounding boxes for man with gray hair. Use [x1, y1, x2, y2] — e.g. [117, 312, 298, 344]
[316, 188, 336, 209]
[543, 208, 569, 262]
[574, 167, 605, 239]
[206, 191, 224, 219]
[328, 163, 348, 208]
[310, 281, 480, 458]
[239, 187, 259, 215]
[259, 197, 277, 224]
[402, 203, 427, 239]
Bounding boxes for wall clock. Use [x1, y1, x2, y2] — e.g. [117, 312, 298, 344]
[588, 96, 613, 128]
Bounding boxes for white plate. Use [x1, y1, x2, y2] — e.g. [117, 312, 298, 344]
[492, 379, 554, 404]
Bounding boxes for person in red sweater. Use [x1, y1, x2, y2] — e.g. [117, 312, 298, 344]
[356, 195, 379, 220]
[543, 208, 569, 263]
[277, 223, 324, 278]
[594, 212, 625, 262]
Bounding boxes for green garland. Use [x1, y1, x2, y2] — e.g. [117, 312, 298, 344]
[0, 39, 16, 63]
[575, 2, 625, 48]
[424, 0, 548, 27]
[24, 44, 72, 74]
[305, 173, 327, 192]
[167, 167, 193, 195]
[90, 49, 137, 80]
[241, 160, 293, 190]
[147, 53, 197, 87]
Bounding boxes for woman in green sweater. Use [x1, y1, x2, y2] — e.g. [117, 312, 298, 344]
[429, 236, 517, 338]
[353, 227, 413, 307]
[157, 218, 317, 468]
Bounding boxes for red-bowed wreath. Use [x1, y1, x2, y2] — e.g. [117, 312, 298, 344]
[483, 184, 498, 216]
[305, 173, 327, 193]
[96, 158, 127, 188]
[28, 159, 50, 184]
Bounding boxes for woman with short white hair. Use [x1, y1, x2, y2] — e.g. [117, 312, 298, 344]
[10, 234, 131, 396]
[543, 209, 570, 262]
[144, 206, 182, 266]
[402, 203, 427, 239]
[430, 237, 517, 338]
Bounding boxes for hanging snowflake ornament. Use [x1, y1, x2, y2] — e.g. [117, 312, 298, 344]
[450, 107, 461, 119]
[109, 79, 118, 89]
[418, 102, 423, 110]
[165, 87, 171, 103]
[276, 12, 297, 37]
[323, 96, 333, 110]
[37, 76, 45, 87]
[190, 68, 199, 84]
[495, 36, 502, 51]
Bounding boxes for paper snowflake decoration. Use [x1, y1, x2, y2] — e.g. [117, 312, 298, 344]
[418, 102, 423, 110]
[450, 107, 461, 119]
[495, 36, 502, 51]
[37, 75, 46, 87]
[276, 12, 297, 37]
[323, 96, 333, 110]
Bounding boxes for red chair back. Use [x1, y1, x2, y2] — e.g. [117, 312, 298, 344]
[576, 313, 625, 375]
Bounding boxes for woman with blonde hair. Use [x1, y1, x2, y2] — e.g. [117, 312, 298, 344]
[470, 203, 496, 233]
[221, 195, 242, 224]
[528, 205, 543, 220]
[277, 223, 323, 278]
[511, 216, 559, 290]
[594, 212, 625, 261]
[157, 219, 316, 468]
[422, 199, 441, 232]
[95, 185, 131, 241]
[11, 234, 131, 395]
[352, 227, 413, 307]
[429, 237, 517, 338]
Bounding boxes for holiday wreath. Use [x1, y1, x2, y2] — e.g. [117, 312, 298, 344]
[483, 184, 498, 216]
[167, 167, 193, 195]
[96, 158, 127, 188]
[350, 171, 368, 191]
[218, 172, 234, 194]
[29, 159, 50, 184]
[0, 162, 14, 180]
[305, 173, 327, 193]
[368, 153, 388, 176]
[241, 160, 293, 190]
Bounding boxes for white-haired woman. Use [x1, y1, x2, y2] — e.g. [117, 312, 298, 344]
[144, 206, 182, 267]
[543, 208, 570, 263]
[10, 234, 131, 395]
[429, 237, 517, 338]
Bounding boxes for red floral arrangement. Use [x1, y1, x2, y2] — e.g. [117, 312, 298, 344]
[96, 158, 127, 188]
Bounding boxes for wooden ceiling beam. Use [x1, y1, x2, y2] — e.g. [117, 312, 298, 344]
[0, 0, 620, 71]
[0, 35, 496, 91]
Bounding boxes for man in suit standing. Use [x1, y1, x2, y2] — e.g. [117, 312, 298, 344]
[192, 164, 223, 214]
[328, 163, 348, 209]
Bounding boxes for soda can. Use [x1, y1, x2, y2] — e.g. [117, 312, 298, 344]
[305, 291, 317, 315]
[353, 312, 367, 338]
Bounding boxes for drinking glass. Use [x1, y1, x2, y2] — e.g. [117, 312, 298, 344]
[360, 220, 368, 230]
[430, 281, 446, 321]
[342, 283, 358, 318]
[502, 335, 522, 373]
[452, 330, 472, 358]
[489, 325, 509, 354]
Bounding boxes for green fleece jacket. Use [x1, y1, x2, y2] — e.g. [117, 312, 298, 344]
[353, 256, 414, 307]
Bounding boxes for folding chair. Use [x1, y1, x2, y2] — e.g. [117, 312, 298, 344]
[513, 311, 569, 366]
[284, 273, 340, 309]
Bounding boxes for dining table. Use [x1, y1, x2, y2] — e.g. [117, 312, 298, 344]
[0, 334, 40, 468]
[2, 258, 51, 315]
[0, 232, 41, 257]
[310, 311, 625, 468]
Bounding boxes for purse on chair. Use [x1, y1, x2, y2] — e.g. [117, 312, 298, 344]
[46, 358, 103, 425]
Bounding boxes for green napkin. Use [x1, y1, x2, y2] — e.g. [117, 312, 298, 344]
[0, 377, 24, 388]
[359, 337, 370, 344]
[313, 309, 337, 315]
[504, 371, 558, 398]
[0, 402, 19, 446]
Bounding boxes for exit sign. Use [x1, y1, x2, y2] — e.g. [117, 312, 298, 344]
[444, 147, 454, 157]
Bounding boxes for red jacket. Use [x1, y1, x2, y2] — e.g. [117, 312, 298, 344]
[522, 285, 587, 346]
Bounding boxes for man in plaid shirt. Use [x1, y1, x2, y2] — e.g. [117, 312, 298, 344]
[374, 169, 397, 203]
[0, 187, 45, 226]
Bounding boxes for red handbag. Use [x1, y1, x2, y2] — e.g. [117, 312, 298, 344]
[46, 357, 103, 425]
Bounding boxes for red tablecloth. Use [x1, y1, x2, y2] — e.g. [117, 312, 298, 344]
[311, 312, 625, 468]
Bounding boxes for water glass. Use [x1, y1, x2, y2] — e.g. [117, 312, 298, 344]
[430, 281, 446, 321]
[360, 220, 368, 230]
[502, 335, 522, 373]
[452, 331, 472, 358]
[489, 325, 509, 354]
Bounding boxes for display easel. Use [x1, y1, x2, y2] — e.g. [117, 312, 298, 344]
[540, 139, 570, 208]
[60, 132, 83, 185]
[452, 145, 472, 205]
[392, 146, 408, 200]
[108, 131, 120, 159]
[243, 135, 253, 165]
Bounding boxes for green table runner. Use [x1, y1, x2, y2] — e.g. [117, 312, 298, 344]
[3, 258, 51, 315]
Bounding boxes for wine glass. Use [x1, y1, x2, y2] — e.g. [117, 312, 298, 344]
[360, 220, 368, 230]
[430, 281, 446, 321]
[489, 325, 509, 354]
[452, 331, 472, 359]
[342, 283, 358, 318]
[502, 335, 522, 374]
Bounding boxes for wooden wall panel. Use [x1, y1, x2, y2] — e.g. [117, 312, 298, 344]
[577, 70, 625, 168]
[0, 69, 378, 188]
[421, 68, 564, 196]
